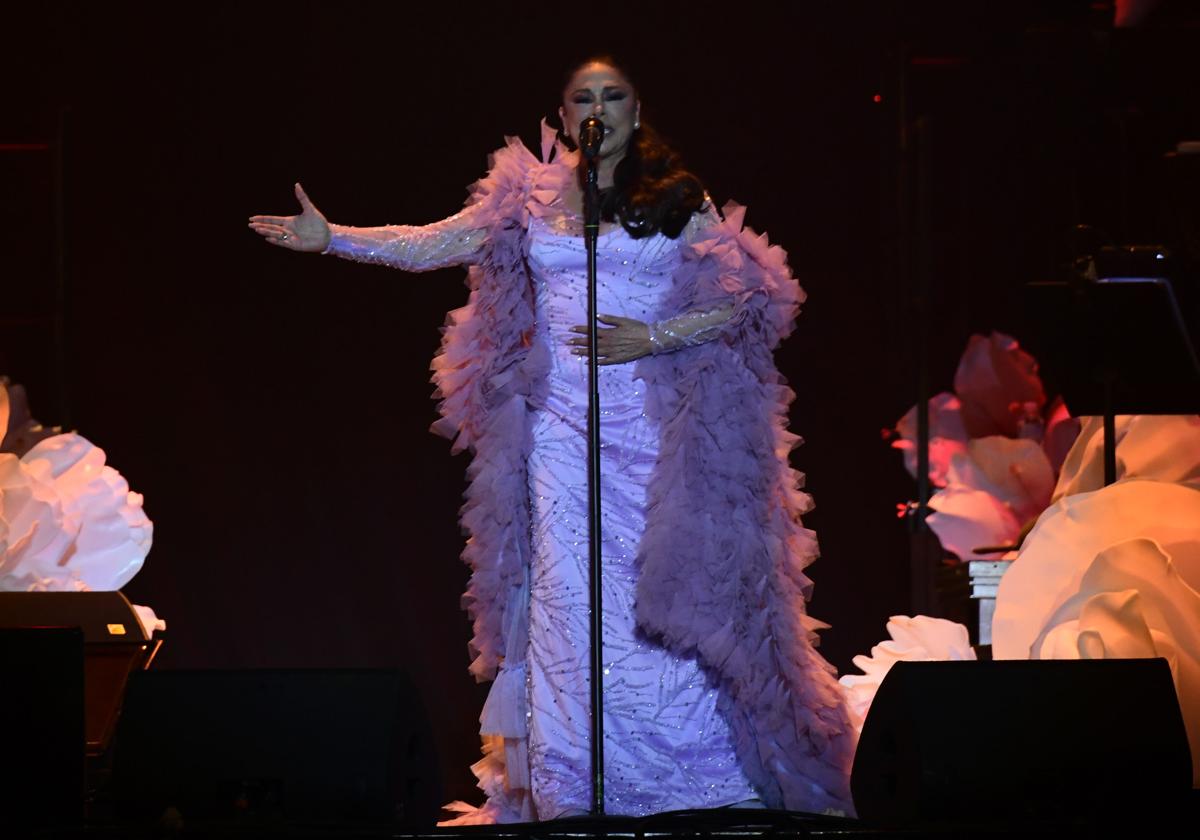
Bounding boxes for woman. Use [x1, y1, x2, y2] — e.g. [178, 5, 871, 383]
[249, 58, 854, 821]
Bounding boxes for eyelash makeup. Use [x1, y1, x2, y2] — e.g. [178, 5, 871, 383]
[571, 90, 629, 105]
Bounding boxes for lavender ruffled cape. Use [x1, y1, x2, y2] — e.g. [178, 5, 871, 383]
[431, 124, 855, 818]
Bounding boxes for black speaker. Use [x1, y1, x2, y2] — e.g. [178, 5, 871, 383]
[0, 592, 160, 756]
[850, 659, 1192, 825]
[0, 627, 85, 827]
[109, 669, 441, 828]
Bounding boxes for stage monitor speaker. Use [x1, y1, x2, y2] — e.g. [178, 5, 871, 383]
[0, 591, 161, 756]
[850, 659, 1192, 826]
[0, 627, 85, 827]
[109, 669, 441, 828]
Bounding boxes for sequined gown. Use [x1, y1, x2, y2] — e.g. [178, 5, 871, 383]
[321, 131, 856, 822]
[521, 215, 757, 816]
[325, 208, 755, 818]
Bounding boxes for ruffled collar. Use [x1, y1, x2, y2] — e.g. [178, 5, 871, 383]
[527, 119, 580, 227]
[538, 118, 574, 166]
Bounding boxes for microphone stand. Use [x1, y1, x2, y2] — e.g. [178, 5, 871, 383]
[580, 117, 606, 817]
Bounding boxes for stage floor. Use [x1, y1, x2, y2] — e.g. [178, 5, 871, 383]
[29, 800, 1200, 840]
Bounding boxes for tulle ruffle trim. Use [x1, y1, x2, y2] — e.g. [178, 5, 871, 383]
[429, 133, 548, 684]
[633, 206, 855, 814]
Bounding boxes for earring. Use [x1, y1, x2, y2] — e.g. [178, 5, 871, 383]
[634, 120, 640, 129]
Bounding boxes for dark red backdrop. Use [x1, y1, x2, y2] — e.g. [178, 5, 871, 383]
[4, 0, 1195, 805]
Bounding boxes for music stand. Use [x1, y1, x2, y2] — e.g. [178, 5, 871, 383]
[1025, 272, 1200, 484]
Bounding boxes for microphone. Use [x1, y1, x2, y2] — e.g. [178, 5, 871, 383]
[579, 117, 604, 159]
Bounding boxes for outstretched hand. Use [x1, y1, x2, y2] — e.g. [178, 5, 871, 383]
[569, 315, 653, 365]
[248, 183, 331, 252]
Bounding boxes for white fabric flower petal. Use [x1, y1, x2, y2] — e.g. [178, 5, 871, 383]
[131, 603, 166, 638]
[20, 435, 152, 590]
[1052, 415, 1200, 502]
[2, 434, 152, 591]
[994, 480, 1200, 661]
[0, 452, 77, 589]
[838, 615, 975, 732]
[1037, 619, 1085, 660]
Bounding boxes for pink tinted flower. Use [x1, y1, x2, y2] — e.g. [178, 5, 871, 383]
[923, 437, 1055, 561]
[1115, 0, 1161, 28]
[946, 437, 1056, 523]
[1041, 396, 1081, 475]
[953, 332, 1046, 438]
[892, 392, 968, 486]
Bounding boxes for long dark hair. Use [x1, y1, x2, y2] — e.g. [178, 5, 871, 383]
[555, 57, 706, 240]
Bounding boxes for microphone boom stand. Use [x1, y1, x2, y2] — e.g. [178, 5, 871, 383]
[580, 117, 606, 817]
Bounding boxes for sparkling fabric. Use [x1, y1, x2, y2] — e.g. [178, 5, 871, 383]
[326, 204, 754, 819]
[325, 126, 856, 821]
[325, 207, 488, 270]
[524, 215, 756, 817]
[648, 302, 734, 354]
[325, 207, 733, 349]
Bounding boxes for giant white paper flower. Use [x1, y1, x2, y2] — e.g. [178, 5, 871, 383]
[0, 452, 75, 590]
[0, 433, 152, 592]
[993, 480, 1200, 784]
[1, 380, 159, 636]
[994, 480, 1200, 659]
[838, 615, 976, 733]
[19, 435, 152, 590]
[1051, 414, 1200, 502]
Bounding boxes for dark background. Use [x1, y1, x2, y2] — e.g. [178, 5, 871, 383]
[4, 0, 1197, 806]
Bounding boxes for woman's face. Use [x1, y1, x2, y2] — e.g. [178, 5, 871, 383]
[559, 62, 640, 159]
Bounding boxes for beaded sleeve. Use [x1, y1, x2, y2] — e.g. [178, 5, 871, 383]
[645, 199, 735, 354]
[322, 205, 488, 272]
[647, 304, 736, 355]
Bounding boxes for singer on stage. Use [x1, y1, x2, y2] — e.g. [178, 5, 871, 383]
[249, 57, 854, 822]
